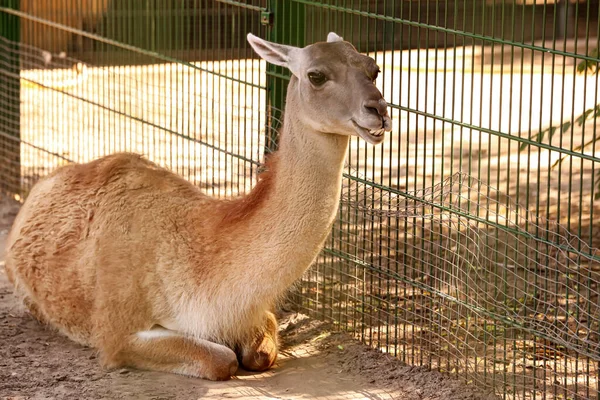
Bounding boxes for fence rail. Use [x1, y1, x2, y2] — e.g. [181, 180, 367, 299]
[2, 1, 600, 399]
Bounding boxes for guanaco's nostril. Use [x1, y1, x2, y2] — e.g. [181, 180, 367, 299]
[365, 106, 380, 116]
[363, 99, 388, 117]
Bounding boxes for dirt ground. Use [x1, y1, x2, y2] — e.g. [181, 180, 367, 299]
[0, 198, 499, 400]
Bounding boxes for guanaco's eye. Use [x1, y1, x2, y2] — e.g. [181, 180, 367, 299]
[308, 71, 327, 86]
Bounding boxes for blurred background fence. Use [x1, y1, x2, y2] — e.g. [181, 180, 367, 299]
[1, 1, 600, 399]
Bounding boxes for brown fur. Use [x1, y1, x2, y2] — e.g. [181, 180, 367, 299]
[7, 152, 277, 377]
[5, 34, 390, 381]
[107, 331, 239, 381]
[220, 155, 279, 226]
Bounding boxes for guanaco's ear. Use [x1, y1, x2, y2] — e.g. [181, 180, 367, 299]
[247, 33, 297, 69]
[326, 32, 343, 43]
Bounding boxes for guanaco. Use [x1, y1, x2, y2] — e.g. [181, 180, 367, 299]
[5, 32, 391, 380]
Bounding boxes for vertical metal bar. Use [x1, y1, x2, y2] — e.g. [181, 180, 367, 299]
[266, 0, 305, 153]
[478, 0, 488, 388]
[0, 0, 21, 197]
[587, 3, 600, 399]
[570, 2, 582, 397]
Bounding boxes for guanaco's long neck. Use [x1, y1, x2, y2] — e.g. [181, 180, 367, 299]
[259, 117, 348, 286]
[224, 83, 350, 295]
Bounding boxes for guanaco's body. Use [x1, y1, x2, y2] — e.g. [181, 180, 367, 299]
[5, 32, 391, 380]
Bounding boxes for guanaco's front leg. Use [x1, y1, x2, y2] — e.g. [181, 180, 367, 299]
[102, 328, 239, 381]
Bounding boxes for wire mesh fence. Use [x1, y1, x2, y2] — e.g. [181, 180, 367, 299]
[1, 1, 600, 399]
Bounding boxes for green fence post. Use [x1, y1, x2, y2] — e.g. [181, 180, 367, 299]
[264, 0, 304, 153]
[0, 0, 21, 197]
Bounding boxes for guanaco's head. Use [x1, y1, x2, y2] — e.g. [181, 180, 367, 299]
[247, 32, 392, 145]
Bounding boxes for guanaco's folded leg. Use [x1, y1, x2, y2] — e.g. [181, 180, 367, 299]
[237, 311, 279, 372]
[102, 328, 239, 381]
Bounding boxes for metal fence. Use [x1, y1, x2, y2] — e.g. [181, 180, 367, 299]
[1, 1, 600, 399]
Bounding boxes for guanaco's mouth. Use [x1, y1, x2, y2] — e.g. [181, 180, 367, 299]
[351, 119, 390, 145]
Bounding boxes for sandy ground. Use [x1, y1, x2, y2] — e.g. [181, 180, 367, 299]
[0, 198, 498, 400]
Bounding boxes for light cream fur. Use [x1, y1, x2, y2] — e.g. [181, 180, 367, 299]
[5, 32, 392, 381]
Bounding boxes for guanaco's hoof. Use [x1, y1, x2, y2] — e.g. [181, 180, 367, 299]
[206, 357, 239, 381]
[242, 350, 277, 372]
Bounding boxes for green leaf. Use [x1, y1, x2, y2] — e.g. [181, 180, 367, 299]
[526, 102, 600, 155]
[572, 135, 600, 153]
[519, 140, 529, 152]
[576, 48, 600, 75]
[576, 108, 594, 126]
[551, 155, 568, 169]
[520, 128, 549, 152]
